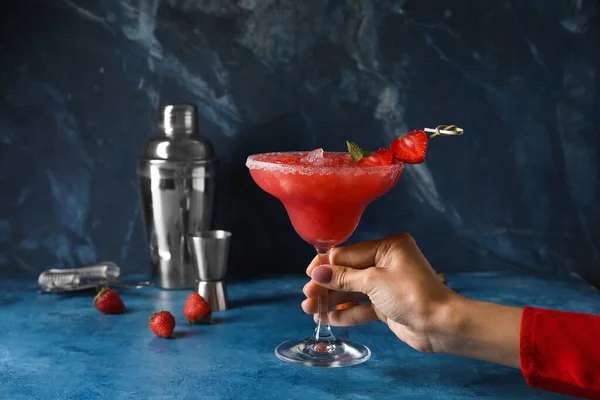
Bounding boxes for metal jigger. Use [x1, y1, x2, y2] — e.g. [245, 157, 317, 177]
[187, 230, 232, 311]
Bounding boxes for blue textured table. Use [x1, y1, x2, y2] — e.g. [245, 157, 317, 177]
[1, 272, 598, 399]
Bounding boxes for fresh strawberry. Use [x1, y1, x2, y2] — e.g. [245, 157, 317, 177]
[94, 288, 126, 314]
[357, 149, 394, 166]
[149, 311, 176, 338]
[183, 292, 212, 324]
[390, 130, 429, 164]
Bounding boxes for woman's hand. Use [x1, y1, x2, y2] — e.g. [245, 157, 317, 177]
[302, 233, 457, 353]
[302, 233, 523, 368]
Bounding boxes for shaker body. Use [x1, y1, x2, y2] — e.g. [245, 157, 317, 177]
[138, 161, 217, 289]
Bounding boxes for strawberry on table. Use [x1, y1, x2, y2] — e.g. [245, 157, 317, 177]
[390, 129, 429, 164]
[94, 288, 126, 314]
[184, 292, 212, 324]
[150, 311, 176, 338]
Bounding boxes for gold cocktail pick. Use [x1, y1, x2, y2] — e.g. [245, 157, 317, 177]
[424, 125, 464, 138]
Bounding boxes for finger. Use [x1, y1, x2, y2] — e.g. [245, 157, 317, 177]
[312, 303, 378, 326]
[303, 279, 363, 299]
[303, 280, 326, 298]
[302, 299, 361, 314]
[303, 280, 369, 301]
[306, 236, 389, 277]
[329, 232, 415, 268]
[306, 255, 322, 277]
[301, 292, 368, 313]
[311, 264, 381, 294]
[329, 240, 380, 269]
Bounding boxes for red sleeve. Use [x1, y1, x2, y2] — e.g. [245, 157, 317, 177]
[520, 306, 600, 399]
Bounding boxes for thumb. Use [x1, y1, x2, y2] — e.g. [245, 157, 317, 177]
[311, 265, 376, 294]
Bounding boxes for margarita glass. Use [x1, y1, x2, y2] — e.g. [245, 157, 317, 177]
[246, 149, 404, 367]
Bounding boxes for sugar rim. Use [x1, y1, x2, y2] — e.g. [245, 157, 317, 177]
[245, 152, 404, 176]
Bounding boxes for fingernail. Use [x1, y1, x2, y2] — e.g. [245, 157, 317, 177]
[312, 266, 333, 284]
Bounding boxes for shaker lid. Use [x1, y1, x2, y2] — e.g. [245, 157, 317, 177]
[140, 104, 215, 162]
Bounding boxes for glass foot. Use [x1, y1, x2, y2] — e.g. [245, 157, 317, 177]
[275, 337, 371, 368]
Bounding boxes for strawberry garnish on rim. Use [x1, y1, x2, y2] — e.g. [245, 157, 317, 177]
[357, 149, 394, 166]
[346, 142, 394, 166]
[391, 125, 464, 164]
[390, 130, 428, 164]
[346, 124, 463, 166]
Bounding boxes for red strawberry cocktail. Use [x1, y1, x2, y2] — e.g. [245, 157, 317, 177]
[246, 125, 463, 368]
[247, 150, 404, 251]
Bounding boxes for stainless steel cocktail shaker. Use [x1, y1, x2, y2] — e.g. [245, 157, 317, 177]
[137, 104, 218, 289]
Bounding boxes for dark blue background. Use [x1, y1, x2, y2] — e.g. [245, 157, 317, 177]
[0, 0, 598, 283]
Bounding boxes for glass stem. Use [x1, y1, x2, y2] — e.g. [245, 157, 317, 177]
[311, 249, 336, 342]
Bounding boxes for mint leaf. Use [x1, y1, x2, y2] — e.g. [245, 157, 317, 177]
[346, 141, 369, 162]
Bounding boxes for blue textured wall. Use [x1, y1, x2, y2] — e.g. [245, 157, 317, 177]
[0, 1, 598, 282]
